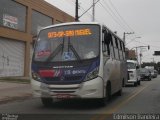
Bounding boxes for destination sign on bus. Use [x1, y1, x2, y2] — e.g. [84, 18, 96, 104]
[48, 28, 92, 38]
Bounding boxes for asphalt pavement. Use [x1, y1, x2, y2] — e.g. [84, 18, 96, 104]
[0, 76, 160, 120]
[0, 81, 32, 104]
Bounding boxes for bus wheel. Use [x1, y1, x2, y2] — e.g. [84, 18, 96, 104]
[99, 84, 111, 106]
[122, 79, 126, 87]
[137, 80, 141, 85]
[41, 97, 53, 107]
[117, 89, 122, 96]
[148, 77, 151, 81]
[106, 84, 111, 101]
[134, 82, 137, 87]
[98, 97, 107, 106]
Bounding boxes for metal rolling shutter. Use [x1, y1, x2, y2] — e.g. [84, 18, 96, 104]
[0, 37, 25, 77]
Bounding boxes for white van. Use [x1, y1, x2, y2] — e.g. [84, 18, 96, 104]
[127, 60, 141, 86]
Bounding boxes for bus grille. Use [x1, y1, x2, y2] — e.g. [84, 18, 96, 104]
[45, 76, 83, 82]
[48, 84, 80, 94]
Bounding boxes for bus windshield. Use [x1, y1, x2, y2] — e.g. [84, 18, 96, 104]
[33, 24, 100, 62]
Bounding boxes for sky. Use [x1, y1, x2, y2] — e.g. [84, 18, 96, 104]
[45, 0, 160, 63]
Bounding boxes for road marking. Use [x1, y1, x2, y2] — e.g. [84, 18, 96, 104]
[105, 86, 148, 114]
[91, 85, 148, 120]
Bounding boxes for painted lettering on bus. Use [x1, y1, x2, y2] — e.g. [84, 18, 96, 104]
[48, 28, 92, 38]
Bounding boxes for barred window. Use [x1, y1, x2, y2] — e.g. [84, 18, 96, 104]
[0, 0, 26, 31]
[32, 10, 52, 35]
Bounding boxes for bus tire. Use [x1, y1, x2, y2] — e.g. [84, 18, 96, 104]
[148, 78, 151, 81]
[117, 89, 122, 96]
[98, 97, 107, 106]
[98, 93, 107, 106]
[137, 80, 141, 85]
[122, 79, 126, 87]
[41, 97, 53, 107]
[98, 83, 111, 106]
[134, 82, 137, 87]
[106, 83, 111, 101]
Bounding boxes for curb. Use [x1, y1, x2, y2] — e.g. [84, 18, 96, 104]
[0, 79, 30, 84]
[0, 77, 30, 84]
[0, 94, 32, 104]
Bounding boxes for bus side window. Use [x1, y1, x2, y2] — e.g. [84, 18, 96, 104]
[122, 43, 125, 52]
[119, 41, 124, 60]
[122, 42, 126, 59]
[104, 31, 112, 55]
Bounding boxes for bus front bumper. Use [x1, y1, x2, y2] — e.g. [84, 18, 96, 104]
[31, 77, 104, 99]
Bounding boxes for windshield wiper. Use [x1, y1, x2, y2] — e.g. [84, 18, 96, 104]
[68, 37, 82, 62]
[46, 37, 81, 62]
[46, 44, 63, 62]
[46, 37, 65, 62]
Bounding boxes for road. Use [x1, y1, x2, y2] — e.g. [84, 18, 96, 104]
[0, 76, 160, 120]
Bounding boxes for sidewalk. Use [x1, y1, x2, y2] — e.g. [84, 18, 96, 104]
[0, 81, 32, 104]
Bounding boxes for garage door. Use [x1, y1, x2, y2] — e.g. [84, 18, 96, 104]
[0, 37, 25, 77]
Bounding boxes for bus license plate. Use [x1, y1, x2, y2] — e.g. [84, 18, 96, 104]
[56, 94, 71, 99]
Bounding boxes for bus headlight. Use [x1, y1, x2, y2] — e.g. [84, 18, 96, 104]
[32, 72, 41, 81]
[84, 68, 99, 81]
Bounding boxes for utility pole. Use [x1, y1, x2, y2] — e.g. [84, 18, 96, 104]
[135, 47, 138, 64]
[130, 45, 150, 68]
[139, 48, 142, 68]
[79, 0, 100, 20]
[92, 0, 95, 21]
[75, 0, 79, 21]
[123, 32, 134, 45]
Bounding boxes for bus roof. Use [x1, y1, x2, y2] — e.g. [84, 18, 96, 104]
[42, 22, 101, 30]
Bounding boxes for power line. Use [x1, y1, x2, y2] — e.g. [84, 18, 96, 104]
[66, 0, 135, 32]
[99, 1, 129, 31]
[67, 0, 98, 21]
[79, 0, 101, 18]
[102, 0, 132, 32]
[108, 0, 135, 32]
[133, 40, 160, 48]
[101, 0, 138, 40]
[65, 0, 135, 36]
[126, 37, 141, 45]
[80, 5, 93, 18]
[142, 54, 152, 59]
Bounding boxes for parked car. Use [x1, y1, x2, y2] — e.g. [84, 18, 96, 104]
[155, 70, 158, 76]
[152, 70, 158, 78]
[139, 68, 151, 81]
[127, 60, 141, 86]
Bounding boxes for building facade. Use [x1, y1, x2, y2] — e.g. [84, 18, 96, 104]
[0, 0, 74, 77]
[126, 49, 137, 60]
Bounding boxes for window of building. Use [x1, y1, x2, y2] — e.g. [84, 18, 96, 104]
[0, 0, 27, 32]
[31, 10, 52, 36]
